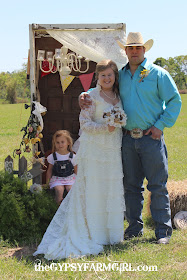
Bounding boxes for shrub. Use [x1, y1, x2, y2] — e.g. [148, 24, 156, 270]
[0, 171, 57, 243]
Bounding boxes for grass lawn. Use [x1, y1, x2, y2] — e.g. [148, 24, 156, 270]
[0, 95, 186, 280]
[0, 227, 186, 280]
[164, 94, 187, 180]
[0, 103, 31, 171]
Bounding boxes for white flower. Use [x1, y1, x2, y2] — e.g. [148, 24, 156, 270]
[103, 106, 127, 128]
[30, 183, 42, 194]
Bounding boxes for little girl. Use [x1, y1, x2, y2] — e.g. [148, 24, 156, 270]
[46, 130, 77, 205]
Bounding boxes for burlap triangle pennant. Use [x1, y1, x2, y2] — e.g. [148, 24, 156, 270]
[60, 74, 75, 93]
[79, 72, 94, 92]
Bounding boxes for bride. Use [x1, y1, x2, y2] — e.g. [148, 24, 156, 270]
[33, 60, 125, 260]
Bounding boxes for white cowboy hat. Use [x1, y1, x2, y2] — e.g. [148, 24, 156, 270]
[117, 32, 153, 52]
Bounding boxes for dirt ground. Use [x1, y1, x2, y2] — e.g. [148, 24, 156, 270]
[1, 246, 37, 260]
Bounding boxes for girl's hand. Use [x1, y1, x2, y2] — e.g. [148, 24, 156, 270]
[43, 183, 49, 189]
[108, 125, 115, 132]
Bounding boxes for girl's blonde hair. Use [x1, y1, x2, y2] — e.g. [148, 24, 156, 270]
[52, 130, 73, 153]
[95, 59, 119, 95]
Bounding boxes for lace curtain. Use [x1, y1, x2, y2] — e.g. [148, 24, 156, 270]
[47, 29, 127, 69]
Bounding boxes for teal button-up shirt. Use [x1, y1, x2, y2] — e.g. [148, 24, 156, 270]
[119, 58, 182, 131]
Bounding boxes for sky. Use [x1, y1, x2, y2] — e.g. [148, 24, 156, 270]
[0, 0, 186, 73]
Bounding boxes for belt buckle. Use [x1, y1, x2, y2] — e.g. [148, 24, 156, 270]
[130, 128, 143, 139]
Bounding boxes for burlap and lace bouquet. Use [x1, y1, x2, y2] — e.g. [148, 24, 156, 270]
[103, 106, 127, 128]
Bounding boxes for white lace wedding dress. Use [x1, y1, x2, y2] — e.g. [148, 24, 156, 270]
[33, 88, 125, 260]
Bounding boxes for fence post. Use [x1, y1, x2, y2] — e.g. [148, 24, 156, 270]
[18, 156, 27, 177]
[4, 155, 43, 183]
[4, 155, 14, 173]
[32, 162, 42, 184]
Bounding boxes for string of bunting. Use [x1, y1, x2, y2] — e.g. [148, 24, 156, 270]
[40, 62, 94, 93]
[39, 60, 94, 93]
[60, 72, 94, 93]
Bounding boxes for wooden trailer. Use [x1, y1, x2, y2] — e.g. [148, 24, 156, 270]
[29, 23, 127, 180]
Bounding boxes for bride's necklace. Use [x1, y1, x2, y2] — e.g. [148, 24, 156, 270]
[102, 90, 117, 100]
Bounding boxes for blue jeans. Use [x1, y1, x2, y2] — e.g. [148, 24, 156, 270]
[122, 134, 172, 239]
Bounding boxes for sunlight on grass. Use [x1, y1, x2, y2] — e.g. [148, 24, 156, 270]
[164, 94, 187, 180]
[0, 103, 31, 170]
[0, 96, 186, 280]
[0, 229, 186, 280]
[1, 96, 186, 179]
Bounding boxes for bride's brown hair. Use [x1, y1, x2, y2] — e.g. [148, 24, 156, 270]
[95, 60, 119, 95]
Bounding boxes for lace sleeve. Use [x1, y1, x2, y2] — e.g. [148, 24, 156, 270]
[79, 100, 108, 133]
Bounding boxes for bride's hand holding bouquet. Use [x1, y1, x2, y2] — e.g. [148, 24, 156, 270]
[103, 106, 127, 129]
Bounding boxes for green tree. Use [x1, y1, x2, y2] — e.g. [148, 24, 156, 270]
[0, 72, 9, 99]
[153, 57, 168, 68]
[154, 55, 187, 90]
[0, 63, 30, 103]
[12, 63, 30, 99]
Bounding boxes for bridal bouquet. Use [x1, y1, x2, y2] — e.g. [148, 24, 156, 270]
[103, 106, 127, 128]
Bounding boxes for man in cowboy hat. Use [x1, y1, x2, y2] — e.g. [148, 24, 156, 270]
[79, 32, 182, 244]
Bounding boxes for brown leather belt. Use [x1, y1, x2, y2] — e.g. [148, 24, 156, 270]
[123, 128, 149, 139]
